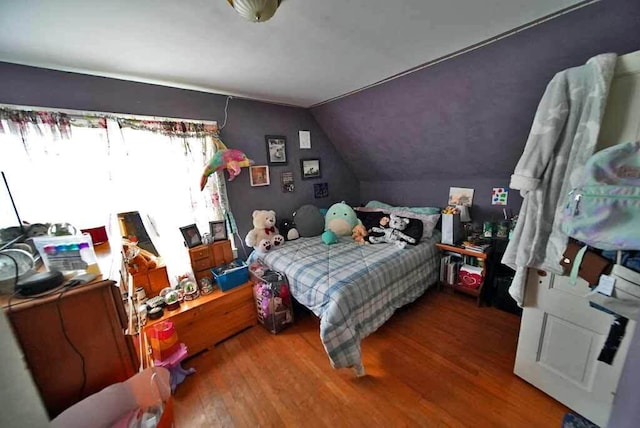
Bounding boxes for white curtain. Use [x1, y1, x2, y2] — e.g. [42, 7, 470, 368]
[0, 116, 226, 283]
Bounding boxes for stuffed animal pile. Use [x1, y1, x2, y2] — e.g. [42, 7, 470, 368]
[367, 213, 416, 249]
[245, 210, 285, 255]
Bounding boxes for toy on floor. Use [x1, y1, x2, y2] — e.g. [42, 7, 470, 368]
[367, 214, 416, 249]
[200, 137, 254, 190]
[245, 210, 285, 255]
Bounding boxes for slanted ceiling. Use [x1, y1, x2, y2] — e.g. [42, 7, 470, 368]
[311, 0, 640, 185]
[0, 0, 583, 107]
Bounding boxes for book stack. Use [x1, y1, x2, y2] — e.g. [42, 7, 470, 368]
[462, 240, 490, 253]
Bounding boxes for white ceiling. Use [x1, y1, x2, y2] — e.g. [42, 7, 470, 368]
[0, 0, 585, 107]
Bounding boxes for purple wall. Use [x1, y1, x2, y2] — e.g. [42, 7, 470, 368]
[311, 2, 640, 424]
[311, 0, 640, 226]
[0, 63, 359, 250]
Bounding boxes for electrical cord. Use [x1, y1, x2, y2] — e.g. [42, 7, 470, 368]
[55, 286, 87, 400]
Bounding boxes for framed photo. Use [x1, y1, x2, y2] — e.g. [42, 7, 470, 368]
[265, 135, 287, 165]
[209, 220, 227, 241]
[300, 158, 321, 180]
[179, 224, 202, 248]
[448, 187, 475, 207]
[250, 165, 270, 187]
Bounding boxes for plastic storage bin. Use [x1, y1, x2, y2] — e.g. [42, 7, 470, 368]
[252, 270, 294, 334]
[211, 259, 248, 291]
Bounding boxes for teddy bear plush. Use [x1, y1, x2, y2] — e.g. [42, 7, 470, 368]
[245, 210, 285, 254]
[367, 214, 416, 249]
[351, 224, 369, 245]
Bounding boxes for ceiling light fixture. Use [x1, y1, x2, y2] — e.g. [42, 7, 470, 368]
[227, 0, 281, 23]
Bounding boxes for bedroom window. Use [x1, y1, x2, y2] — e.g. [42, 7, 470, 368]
[0, 107, 232, 279]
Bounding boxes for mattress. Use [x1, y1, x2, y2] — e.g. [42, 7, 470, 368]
[261, 232, 441, 370]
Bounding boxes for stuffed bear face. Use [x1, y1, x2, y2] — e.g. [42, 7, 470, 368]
[389, 214, 409, 231]
[253, 210, 277, 229]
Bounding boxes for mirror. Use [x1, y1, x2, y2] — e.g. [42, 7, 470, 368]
[117, 211, 160, 257]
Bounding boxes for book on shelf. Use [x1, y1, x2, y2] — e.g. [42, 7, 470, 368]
[462, 242, 490, 253]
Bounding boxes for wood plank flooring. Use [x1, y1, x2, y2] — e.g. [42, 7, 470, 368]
[172, 289, 568, 427]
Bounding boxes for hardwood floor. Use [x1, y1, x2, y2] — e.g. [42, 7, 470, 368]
[172, 289, 568, 427]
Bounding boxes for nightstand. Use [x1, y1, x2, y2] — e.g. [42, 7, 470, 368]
[435, 242, 490, 306]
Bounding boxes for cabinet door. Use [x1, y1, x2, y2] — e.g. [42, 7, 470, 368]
[7, 281, 136, 417]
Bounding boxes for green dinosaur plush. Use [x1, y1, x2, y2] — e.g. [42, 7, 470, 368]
[324, 201, 361, 236]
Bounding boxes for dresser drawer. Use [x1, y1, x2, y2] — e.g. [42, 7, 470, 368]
[178, 302, 255, 354]
[192, 257, 212, 272]
[189, 246, 209, 262]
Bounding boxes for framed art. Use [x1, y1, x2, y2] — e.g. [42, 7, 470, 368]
[281, 171, 295, 193]
[314, 182, 328, 198]
[265, 135, 287, 165]
[250, 165, 270, 187]
[180, 224, 202, 248]
[209, 220, 227, 241]
[300, 158, 321, 180]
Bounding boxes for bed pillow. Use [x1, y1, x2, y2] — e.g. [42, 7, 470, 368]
[365, 200, 441, 216]
[293, 204, 325, 237]
[355, 210, 388, 231]
[399, 216, 423, 245]
[391, 210, 440, 239]
[358, 205, 440, 239]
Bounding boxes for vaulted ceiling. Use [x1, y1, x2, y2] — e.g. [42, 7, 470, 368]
[0, 0, 583, 107]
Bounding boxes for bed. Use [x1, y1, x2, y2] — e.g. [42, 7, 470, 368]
[260, 230, 441, 375]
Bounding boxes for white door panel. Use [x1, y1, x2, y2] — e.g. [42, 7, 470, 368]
[515, 50, 640, 427]
[516, 272, 634, 427]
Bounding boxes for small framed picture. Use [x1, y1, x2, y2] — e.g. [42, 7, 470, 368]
[250, 165, 270, 187]
[180, 224, 202, 248]
[300, 158, 321, 180]
[265, 135, 287, 165]
[209, 220, 227, 241]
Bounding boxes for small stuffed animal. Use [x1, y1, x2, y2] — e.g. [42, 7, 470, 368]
[245, 210, 285, 254]
[351, 224, 369, 245]
[277, 218, 300, 241]
[368, 214, 416, 249]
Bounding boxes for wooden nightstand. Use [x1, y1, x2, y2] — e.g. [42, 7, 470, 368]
[435, 243, 490, 306]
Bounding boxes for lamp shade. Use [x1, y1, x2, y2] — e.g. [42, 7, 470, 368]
[227, 0, 280, 22]
[456, 205, 472, 223]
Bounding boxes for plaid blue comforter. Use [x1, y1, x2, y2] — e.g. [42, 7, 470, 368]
[261, 234, 441, 369]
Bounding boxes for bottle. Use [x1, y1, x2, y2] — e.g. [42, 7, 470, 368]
[78, 242, 100, 275]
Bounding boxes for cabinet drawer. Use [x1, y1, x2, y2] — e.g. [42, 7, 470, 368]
[189, 246, 209, 262]
[178, 302, 255, 354]
[192, 258, 212, 272]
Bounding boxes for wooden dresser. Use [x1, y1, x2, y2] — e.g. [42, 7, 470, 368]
[188, 240, 234, 284]
[144, 281, 255, 357]
[2, 279, 137, 418]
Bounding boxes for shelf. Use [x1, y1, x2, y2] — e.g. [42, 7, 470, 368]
[444, 282, 482, 297]
[435, 243, 488, 259]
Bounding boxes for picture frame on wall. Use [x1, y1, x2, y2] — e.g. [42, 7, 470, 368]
[300, 158, 321, 180]
[180, 224, 202, 248]
[250, 165, 270, 187]
[265, 135, 287, 165]
[209, 220, 227, 241]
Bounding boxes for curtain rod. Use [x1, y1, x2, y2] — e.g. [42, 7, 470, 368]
[0, 103, 218, 126]
[311, 0, 600, 108]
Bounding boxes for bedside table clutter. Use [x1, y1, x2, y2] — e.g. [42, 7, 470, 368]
[436, 242, 489, 306]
